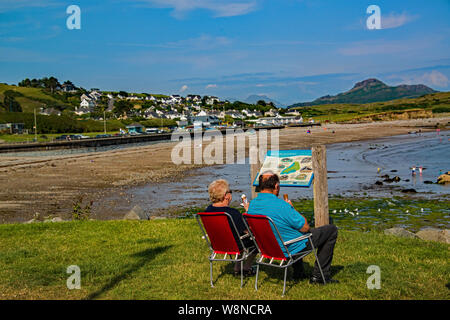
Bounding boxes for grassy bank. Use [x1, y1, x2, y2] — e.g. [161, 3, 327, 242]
[0, 218, 448, 300]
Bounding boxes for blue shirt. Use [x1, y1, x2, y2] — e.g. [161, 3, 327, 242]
[247, 193, 308, 256]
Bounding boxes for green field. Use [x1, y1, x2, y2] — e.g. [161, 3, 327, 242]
[0, 216, 448, 300]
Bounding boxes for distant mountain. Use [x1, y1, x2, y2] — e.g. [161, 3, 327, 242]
[289, 78, 437, 108]
[244, 94, 286, 107]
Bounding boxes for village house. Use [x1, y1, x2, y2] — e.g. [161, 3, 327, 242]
[186, 94, 201, 102]
[39, 107, 61, 116]
[89, 90, 102, 101]
[60, 83, 77, 93]
[264, 108, 279, 117]
[76, 98, 96, 115]
[205, 96, 220, 105]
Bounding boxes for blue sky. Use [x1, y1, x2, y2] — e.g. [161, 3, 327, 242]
[0, 0, 449, 105]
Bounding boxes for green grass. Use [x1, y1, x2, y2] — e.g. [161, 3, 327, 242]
[0, 219, 448, 300]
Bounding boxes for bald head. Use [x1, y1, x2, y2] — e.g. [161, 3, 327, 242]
[259, 171, 280, 195]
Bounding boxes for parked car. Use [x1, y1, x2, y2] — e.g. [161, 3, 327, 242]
[95, 134, 112, 139]
[55, 135, 69, 141]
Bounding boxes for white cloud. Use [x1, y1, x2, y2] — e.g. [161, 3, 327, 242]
[136, 0, 258, 18]
[180, 85, 188, 92]
[391, 70, 449, 88]
[205, 84, 217, 89]
[381, 12, 418, 29]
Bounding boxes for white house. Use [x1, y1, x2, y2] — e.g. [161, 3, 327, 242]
[76, 99, 96, 114]
[89, 90, 102, 101]
[39, 107, 61, 116]
[205, 96, 220, 105]
[80, 94, 91, 102]
[186, 95, 201, 102]
[264, 108, 279, 117]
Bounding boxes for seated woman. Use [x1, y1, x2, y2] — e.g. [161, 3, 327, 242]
[205, 179, 256, 277]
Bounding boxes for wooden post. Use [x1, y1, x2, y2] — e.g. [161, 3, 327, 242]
[312, 145, 329, 227]
[251, 161, 260, 199]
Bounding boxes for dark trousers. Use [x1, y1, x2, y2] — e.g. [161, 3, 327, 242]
[293, 224, 338, 278]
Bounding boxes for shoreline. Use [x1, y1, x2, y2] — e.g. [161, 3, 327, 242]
[0, 117, 448, 224]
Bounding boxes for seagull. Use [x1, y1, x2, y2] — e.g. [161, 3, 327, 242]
[378, 208, 381, 212]
[349, 212, 355, 216]
[421, 208, 424, 212]
[406, 210, 409, 214]
[339, 210, 342, 213]
[332, 210, 337, 214]
[344, 208, 348, 213]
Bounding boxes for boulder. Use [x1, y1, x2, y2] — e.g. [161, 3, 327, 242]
[416, 228, 450, 244]
[384, 227, 418, 239]
[44, 217, 64, 223]
[123, 205, 149, 220]
[437, 172, 450, 185]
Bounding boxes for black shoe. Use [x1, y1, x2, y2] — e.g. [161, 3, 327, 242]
[309, 275, 340, 285]
[234, 266, 257, 278]
[293, 272, 307, 282]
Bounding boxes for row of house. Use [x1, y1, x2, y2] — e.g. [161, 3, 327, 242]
[38, 89, 304, 127]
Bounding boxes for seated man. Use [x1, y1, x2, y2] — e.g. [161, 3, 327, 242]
[205, 179, 257, 277]
[247, 171, 339, 284]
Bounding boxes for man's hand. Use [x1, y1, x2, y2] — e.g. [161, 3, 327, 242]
[300, 218, 310, 233]
[243, 202, 250, 212]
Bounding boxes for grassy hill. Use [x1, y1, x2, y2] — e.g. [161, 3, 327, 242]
[292, 91, 450, 122]
[290, 79, 437, 108]
[0, 83, 76, 113]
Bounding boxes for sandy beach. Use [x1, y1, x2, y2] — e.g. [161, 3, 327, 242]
[0, 117, 448, 223]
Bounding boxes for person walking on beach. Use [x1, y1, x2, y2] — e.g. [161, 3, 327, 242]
[205, 179, 257, 277]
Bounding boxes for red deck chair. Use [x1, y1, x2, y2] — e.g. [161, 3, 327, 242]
[196, 212, 256, 288]
[243, 213, 325, 296]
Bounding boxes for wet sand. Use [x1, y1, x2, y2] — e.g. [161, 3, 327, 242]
[0, 117, 448, 223]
